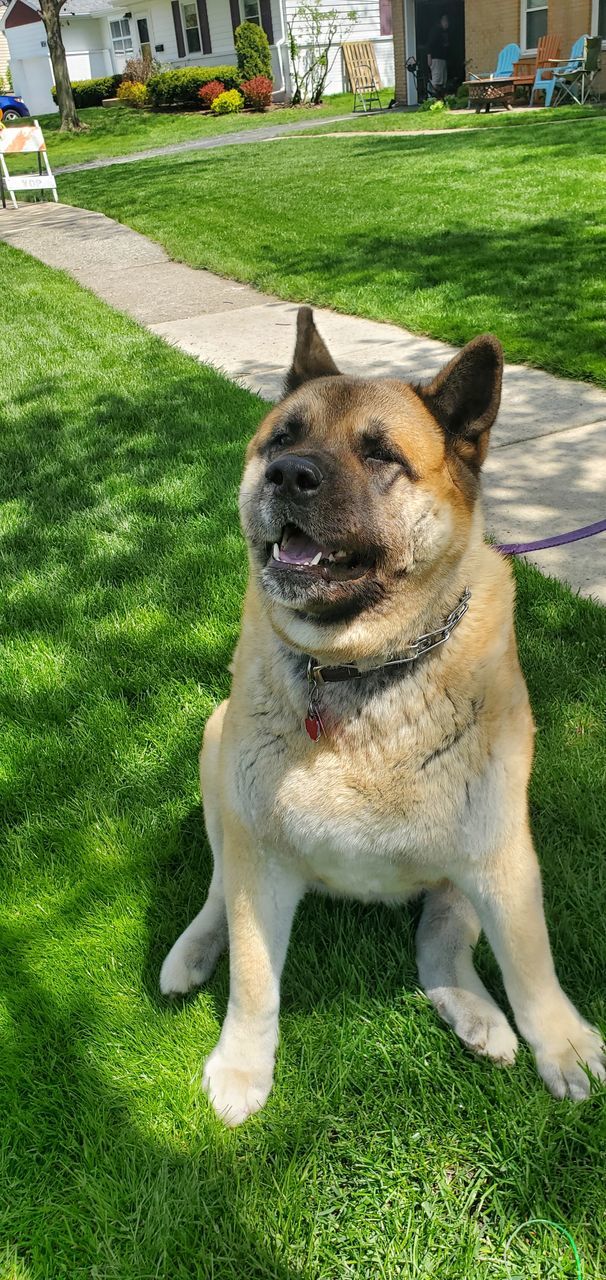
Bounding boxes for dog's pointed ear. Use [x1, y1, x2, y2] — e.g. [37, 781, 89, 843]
[285, 307, 341, 394]
[416, 335, 503, 470]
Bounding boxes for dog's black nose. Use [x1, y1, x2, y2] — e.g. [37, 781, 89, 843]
[265, 454, 323, 495]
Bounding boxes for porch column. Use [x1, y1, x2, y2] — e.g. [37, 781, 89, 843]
[392, 0, 406, 103]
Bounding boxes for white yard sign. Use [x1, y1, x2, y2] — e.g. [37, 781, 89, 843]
[0, 121, 58, 210]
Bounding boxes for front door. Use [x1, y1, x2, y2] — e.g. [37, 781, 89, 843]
[414, 0, 466, 98]
[136, 16, 153, 61]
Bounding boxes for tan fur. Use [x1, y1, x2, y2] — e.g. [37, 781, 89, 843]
[160, 311, 604, 1126]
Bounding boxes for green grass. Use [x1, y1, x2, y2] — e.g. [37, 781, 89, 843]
[9, 92, 391, 170]
[1, 243, 606, 1280]
[59, 115, 606, 387]
[312, 103, 605, 133]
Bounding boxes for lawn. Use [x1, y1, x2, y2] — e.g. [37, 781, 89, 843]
[1, 243, 605, 1279]
[312, 103, 605, 133]
[59, 115, 606, 387]
[11, 93, 392, 171]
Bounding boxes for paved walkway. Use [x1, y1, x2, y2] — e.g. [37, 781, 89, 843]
[1, 202, 604, 602]
[53, 112, 358, 174]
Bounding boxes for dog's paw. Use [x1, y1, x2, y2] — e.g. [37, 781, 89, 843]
[202, 1046, 273, 1127]
[432, 989, 518, 1066]
[460, 1013, 519, 1067]
[160, 927, 226, 997]
[535, 1020, 605, 1101]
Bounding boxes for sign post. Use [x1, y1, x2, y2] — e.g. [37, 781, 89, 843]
[0, 119, 58, 210]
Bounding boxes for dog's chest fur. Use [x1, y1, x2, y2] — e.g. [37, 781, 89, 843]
[227, 650, 506, 901]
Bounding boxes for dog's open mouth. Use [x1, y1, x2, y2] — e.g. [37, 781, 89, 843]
[266, 524, 375, 582]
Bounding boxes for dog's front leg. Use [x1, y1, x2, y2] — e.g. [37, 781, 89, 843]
[203, 816, 304, 1127]
[462, 831, 605, 1099]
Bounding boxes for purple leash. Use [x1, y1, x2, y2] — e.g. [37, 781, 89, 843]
[496, 518, 606, 556]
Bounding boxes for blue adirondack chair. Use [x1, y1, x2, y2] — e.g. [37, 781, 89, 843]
[531, 34, 585, 106]
[469, 43, 521, 80]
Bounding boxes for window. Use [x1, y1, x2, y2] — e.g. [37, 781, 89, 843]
[523, 0, 547, 50]
[598, 0, 606, 39]
[241, 0, 261, 24]
[109, 17, 134, 57]
[181, 1, 202, 53]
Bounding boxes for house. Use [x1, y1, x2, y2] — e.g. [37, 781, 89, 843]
[392, 0, 606, 104]
[0, 0, 395, 115]
[0, 4, 11, 84]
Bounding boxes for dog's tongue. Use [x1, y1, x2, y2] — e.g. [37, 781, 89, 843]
[280, 527, 325, 564]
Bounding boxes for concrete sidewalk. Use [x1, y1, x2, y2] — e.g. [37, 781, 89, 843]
[1, 202, 604, 602]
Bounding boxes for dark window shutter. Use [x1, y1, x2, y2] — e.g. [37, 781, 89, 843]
[228, 0, 240, 37]
[196, 0, 212, 52]
[259, 0, 274, 44]
[379, 0, 392, 36]
[171, 0, 185, 57]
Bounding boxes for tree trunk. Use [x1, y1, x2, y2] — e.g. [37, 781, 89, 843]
[38, 0, 82, 131]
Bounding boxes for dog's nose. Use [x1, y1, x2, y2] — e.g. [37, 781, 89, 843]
[265, 454, 324, 496]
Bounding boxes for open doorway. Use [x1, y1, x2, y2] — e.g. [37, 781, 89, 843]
[414, 0, 465, 99]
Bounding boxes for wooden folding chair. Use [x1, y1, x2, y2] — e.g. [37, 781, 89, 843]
[342, 41, 384, 113]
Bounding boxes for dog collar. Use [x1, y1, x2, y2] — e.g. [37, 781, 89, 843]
[304, 587, 471, 741]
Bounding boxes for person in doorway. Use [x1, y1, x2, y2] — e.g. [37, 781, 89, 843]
[428, 12, 449, 98]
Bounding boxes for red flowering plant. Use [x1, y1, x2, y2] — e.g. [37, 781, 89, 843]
[198, 79, 225, 108]
[241, 75, 273, 111]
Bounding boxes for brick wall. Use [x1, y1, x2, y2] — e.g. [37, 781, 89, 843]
[549, 0, 592, 56]
[465, 0, 519, 75]
[392, 0, 407, 102]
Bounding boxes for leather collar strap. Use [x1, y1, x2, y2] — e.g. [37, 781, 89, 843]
[307, 588, 471, 687]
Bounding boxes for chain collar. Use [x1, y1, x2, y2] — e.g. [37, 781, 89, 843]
[307, 588, 471, 687]
[303, 588, 471, 741]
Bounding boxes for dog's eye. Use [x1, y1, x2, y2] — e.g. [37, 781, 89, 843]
[273, 432, 291, 449]
[365, 444, 400, 465]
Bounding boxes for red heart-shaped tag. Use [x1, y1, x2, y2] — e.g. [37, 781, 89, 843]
[305, 715, 321, 741]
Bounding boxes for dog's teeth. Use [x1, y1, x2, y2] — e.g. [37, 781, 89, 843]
[273, 543, 281, 560]
[328, 553, 336, 563]
[310, 552, 322, 566]
[334, 550, 347, 562]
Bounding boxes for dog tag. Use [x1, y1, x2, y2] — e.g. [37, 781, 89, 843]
[305, 714, 322, 741]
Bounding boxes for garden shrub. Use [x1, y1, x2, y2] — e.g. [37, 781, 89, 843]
[51, 75, 122, 107]
[235, 21, 272, 82]
[241, 74, 273, 110]
[147, 65, 241, 107]
[117, 80, 149, 107]
[122, 55, 160, 84]
[198, 79, 225, 108]
[210, 89, 244, 115]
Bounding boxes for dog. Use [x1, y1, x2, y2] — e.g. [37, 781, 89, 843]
[160, 308, 605, 1126]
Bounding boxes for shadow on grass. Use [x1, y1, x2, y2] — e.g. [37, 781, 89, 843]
[1, 263, 605, 1276]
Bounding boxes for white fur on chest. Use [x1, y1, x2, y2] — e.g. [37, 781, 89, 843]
[228, 670, 508, 903]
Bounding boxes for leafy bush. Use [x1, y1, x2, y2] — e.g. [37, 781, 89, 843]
[117, 80, 149, 107]
[51, 75, 122, 108]
[418, 97, 447, 113]
[210, 89, 244, 115]
[122, 55, 160, 84]
[147, 65, 241, 107]
[241, 74, 273, 110]
[198, 79, 225, 108]
[235, 21, 272, 82]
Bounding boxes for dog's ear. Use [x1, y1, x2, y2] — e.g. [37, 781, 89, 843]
[416, 335, 503, 470]
[285, 307, 341, 394]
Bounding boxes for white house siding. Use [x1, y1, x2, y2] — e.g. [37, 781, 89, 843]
[121, 0, 289, 91]
[0, 3, 10, 83]
[284, 0, 393, 93]
[8, 14, 113, 112]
